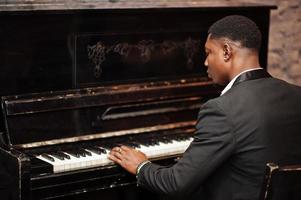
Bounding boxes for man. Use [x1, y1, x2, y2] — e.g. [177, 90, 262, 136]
[108, 15, 301, 199]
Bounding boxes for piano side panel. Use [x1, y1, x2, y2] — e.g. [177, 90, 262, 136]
[0, 148, 31, 200]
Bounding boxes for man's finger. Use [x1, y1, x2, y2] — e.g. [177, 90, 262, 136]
[111, 146, 122, 153]
[111, 150, 125, 159]
[108, 154, 122, 164]
[120, 145, 132, 151]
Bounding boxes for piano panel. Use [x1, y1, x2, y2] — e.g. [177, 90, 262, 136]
[74, 31, 205, 87]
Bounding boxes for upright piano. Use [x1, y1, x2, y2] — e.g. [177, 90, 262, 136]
[0, 1, 276, 200]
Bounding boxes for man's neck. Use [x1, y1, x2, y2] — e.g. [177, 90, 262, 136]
[229, 52, 260, 80]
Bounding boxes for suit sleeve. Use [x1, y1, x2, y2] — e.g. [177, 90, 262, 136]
[137, 100, 236, 196]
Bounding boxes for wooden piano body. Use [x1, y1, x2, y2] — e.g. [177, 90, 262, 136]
[0, 1, 275, 200]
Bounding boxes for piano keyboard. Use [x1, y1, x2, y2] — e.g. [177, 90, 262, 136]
[35, 136, 193, 173]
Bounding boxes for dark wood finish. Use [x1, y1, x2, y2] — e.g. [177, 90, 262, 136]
[0, 2, 276, 200]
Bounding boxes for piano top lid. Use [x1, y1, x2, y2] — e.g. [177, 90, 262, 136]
[0, 1, 277, 12]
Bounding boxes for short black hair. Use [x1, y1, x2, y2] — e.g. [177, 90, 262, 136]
[208, 15, 262, 51]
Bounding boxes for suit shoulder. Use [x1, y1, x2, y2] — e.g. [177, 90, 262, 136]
[201, 96, 227, 113]
[223, 77, 301, 96]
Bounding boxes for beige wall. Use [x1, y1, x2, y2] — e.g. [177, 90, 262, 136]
[267, 0, 301, 86]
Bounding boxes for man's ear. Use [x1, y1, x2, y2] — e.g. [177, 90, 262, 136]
[223, 43, 232, 62]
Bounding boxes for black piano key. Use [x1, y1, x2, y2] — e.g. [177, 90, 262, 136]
[127, 141, 141, 148]
[67, 148, 91, 157]
[120, 142, 130, 148]
[100, 143, 115, 150]
[137, 140, 150, 147]
[65, 150, 81, 158]
[71, 148, 89, 157]
[117, 142, 137, 148]
[76, 149, 86, 157]
[161, 137, 173, 144]
[149, 140, 160, 146]
[166, 138, 174, 142]
[79, 148, 92, 156]
[98, 147, 108, 154]
[173, 137, 182, 141]
[41, 153, 55, 162]
[86, 146, 107, 155]
[57, 151, 71, 159]
[86, 146, 102, 155]
[50, 152, 65, 160]
[174, 135, 190, 141]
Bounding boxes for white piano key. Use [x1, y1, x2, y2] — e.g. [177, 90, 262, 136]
[84, 149, 114, 167]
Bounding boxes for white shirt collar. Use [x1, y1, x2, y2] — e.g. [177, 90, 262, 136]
[220, 68, 263, 96]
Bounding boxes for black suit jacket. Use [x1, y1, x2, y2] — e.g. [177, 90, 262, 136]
[137, 70, 301, 200]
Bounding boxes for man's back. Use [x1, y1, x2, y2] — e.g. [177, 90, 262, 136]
[203, 77, 301, 200]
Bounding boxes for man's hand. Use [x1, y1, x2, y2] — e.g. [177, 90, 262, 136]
[108, 145, 148, 174]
